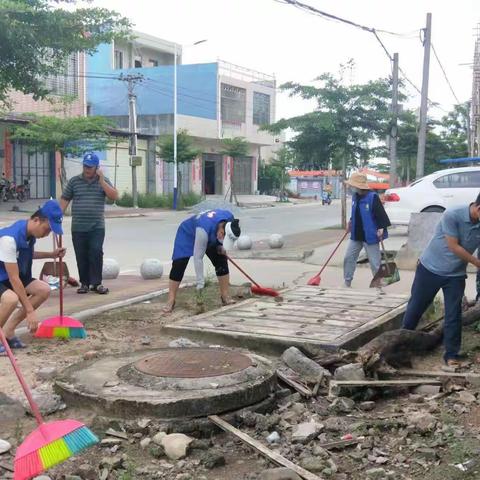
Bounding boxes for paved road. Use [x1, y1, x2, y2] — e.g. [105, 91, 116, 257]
[30, 201, 342, 277]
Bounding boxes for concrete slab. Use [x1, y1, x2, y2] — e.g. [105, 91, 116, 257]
[164, 286, 409, 354]
[55, 347, 275, 419]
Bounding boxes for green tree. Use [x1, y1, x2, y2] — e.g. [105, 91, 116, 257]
[156, 129, 201, 200]
[397, 104, 469, 184]
[263, 73, 394, 226]
[0, 0, 131, 105]
[264, 74, 393, 170]
[259, 147, 296, 199]
[10, 115, 114, 190]
[220, 136, 249, 205]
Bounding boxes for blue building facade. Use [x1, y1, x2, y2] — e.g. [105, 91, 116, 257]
[87, 44, 218, 125]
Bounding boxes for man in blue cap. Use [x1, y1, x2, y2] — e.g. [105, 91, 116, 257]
[0, 200, 66, 353]
[60, 152, 118, 294]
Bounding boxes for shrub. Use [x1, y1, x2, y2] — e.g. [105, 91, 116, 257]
[114, 192, 202, 209]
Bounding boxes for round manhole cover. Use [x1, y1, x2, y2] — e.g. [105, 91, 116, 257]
[134, 348, 253, 378]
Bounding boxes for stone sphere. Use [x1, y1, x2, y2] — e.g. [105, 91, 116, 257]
[102, 258, 120, 280]
[140, 259, 164, 280]
[268, 234, 284, 249]
[236, 235, 253, 250]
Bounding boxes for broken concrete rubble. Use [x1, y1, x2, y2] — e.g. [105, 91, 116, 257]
[281, 346, 331, 384]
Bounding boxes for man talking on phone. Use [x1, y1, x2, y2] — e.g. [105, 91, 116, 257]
[60, 152, 118, 295]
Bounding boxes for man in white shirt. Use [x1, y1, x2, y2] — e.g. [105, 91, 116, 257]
[0, 200, 65, 353]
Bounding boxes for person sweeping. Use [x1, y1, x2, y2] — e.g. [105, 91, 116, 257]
[343, 172, 391, 287]
[163, 209, 241, 313]
[0, 200, 65, 354]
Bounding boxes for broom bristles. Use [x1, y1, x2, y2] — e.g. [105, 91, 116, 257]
[14, 426, 98, 480]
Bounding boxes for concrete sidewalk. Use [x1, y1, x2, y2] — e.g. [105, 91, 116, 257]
[36, 275, 172, 319]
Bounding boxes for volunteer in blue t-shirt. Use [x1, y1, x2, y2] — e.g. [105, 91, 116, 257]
[403, 193, 480, 367]
[163, 209, 241, 313]
[0, 200, 66, 353]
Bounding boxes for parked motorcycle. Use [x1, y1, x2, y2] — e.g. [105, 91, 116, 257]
[16, 179, 30, 202]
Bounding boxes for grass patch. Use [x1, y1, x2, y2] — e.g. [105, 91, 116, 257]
[115, 192, 202, 209]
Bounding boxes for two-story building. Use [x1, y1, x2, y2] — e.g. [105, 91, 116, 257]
[2, 30, 278, 199]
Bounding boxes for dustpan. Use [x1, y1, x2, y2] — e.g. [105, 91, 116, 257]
[370, 241, 400, 288]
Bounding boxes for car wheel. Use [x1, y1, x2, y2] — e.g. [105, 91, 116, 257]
[422, 206, 445, 213]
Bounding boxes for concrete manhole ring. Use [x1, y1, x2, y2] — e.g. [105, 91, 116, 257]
[134, 348, 252, 378]
[55, 347, 276, 419]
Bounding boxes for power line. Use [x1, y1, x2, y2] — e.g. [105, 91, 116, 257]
[275, 0, 449, 113]
[273, 0, 409, 36]
[431, 43, 461, 104]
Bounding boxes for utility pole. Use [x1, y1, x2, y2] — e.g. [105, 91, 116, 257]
[122, 73, 143, 208]
[389, 52, 399, 188]
[416, 12, 432, 179]
[173, 43, 178, 210]
[341, 157, 347, 230]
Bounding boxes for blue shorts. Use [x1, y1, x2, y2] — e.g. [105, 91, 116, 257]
[0, 277, 35, 296]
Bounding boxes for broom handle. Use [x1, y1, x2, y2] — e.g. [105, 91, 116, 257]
[317, 231, 349, 276]
[0, 326, 44, 426]
[57, 234, 64, 320]
[225, 255, 261, 288]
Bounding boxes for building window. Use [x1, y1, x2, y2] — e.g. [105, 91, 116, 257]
[43, 52, 78, 97]
[148, 59, 159, 67]
[253, 92, 270, 125]
[134, 55, 142, 68]
[114, 50, 124, 69]
[221, 83, 246, 124]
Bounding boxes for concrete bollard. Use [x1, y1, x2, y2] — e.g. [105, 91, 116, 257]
[237, 235, 253, 250]
[140, 259, 164, 280]
[268, 234, 284, 249]
[102, 258, 120, 280]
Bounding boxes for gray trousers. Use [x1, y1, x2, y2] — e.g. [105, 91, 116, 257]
[343, 240, 382, 283]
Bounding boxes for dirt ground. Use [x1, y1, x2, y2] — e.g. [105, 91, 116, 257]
[3, 288, 480, 480]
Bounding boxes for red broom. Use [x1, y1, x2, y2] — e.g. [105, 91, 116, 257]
[0, 327, 98, 480]
[226, 255, 279, 297]
[307, 231, 349, 286]
[35, 234, 86, 339]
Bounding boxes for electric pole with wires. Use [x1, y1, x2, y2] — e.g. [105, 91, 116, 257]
[416, 13, 432, 179]
[389, 52, 399, 188]
[120, 73, 144, 208]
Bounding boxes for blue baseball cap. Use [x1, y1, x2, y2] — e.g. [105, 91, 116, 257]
[40, 200, 63, 235]
[83, 152, 99, 168]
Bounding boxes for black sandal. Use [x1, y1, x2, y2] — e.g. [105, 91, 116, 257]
[77, 284, 89, 294]
[91, 285, 109, 295]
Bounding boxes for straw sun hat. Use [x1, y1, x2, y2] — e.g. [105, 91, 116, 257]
[345, 172, 370, 190]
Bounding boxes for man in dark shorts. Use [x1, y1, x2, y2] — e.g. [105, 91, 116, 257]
[0, 200, 65, 353]
[163, 209, 241, 313]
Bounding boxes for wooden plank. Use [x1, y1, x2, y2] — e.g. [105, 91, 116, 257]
[318, 439, 359, 450]
[391, 369, 480, 380]
[204, 316, 354, 336]
[209, 415, 323, 480]
[220, 311, 365, 328]
[277, 370, 313, 397]
[183, 319, 341, 340]
[293, 287, 409, 300]
[329, 379, 442, 396]
[281, 297, 391, 311]
[246, 307, 373, 322]
[252, 303, 375, 318]
[283, 294, 403, 308]
[166, 324, 342, 347]
[335, 303, 407, 348]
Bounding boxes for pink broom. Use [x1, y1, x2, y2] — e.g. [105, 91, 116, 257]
[0, 326, 98, 480]
[35, 234, 86, 339]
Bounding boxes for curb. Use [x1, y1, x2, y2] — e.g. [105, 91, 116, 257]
[16, 281, 195, 336]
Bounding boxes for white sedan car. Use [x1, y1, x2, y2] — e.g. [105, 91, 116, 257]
[384, 166, 480, 225]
